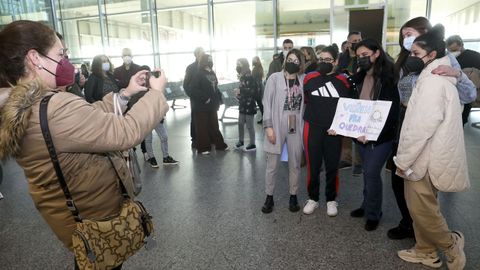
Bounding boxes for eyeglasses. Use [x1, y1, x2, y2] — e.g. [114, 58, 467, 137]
[286, 58, 300, 64]
[318, 57, 334, 63]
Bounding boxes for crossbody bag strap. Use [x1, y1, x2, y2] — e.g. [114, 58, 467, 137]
[39, 95, 82, 222]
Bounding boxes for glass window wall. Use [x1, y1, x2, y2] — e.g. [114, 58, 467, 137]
[213, 0, 273, 81]
[6, 0, 480, 81]
[277, 0, 330, 49]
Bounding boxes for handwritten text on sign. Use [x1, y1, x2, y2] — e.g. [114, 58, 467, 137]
[329, 98, 392, 141]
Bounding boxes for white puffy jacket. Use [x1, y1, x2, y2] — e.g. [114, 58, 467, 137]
[394, 55, 470, 192]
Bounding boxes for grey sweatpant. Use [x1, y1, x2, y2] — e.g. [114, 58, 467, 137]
[238, 113, 255, 145]
[265, 114, 303, 196]
[145, 121, 169, 159]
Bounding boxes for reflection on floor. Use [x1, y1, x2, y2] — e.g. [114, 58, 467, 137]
[1, 101, 479, 269]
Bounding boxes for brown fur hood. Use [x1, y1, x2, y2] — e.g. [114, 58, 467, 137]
[0, 81, 48, 160]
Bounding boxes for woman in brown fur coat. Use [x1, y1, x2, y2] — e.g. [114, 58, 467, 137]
[0, 20, 168, 269]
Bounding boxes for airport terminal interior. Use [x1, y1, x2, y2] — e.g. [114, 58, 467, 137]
[1, 0, 480, 269]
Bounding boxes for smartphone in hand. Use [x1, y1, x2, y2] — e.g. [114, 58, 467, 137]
[145, 71, 161, 88]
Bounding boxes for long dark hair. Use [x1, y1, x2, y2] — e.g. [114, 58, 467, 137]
[394, 17, 432, 80]
[355, 39, 395, 97]
[283, 49, 306, 74]
[237, 58, 251, 75]
[0, 20, 57, 87]
[252, 56, 264, 80]
[414, 24, 446, 59]
[91, 54, 113, 78]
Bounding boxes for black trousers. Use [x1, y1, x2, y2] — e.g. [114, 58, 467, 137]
[390, 143, 413, 229]
[194, 111, 227, 152]
[304, 122, 341, 202]
[462, 103, 472, 125]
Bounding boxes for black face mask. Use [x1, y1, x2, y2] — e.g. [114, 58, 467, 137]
[357, 56, 372, 71]
[404, 56, 426, 74]
[207, 61, 213, 68]
[236, 66, 242, 74]
[285, 62, 300, 74]
[350, 43, 358, 51]
[317, 62, 333, 75]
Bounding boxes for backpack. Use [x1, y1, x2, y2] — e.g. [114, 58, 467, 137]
[463, 67, 480, 107]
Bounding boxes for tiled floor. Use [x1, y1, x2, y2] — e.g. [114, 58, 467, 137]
[1, 101, 479, 269]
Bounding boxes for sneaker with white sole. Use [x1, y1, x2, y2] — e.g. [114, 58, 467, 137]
[445, 231, 466, 270]
[199, 151, 210, 155]
[303, 199, 319, 215]
[245, 144, 256, 151]
[398, 248, 442, 268]
[163, 156, 179, 165]
[326, 201, 338, 217]
[147, 157, 159, 168]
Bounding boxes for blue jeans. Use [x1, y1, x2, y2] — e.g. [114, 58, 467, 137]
[358, 141, 392, 221]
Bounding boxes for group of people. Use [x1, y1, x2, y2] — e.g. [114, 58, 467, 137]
[0, 15, 477, 270]
[69, 47, 179, 167]
[260, 17, 475, 270]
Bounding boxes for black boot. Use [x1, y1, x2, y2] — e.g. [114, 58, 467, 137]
[387, 224, 415, 240]
[261, 195, 274, 214]
[289, 195, 300, 212]
[350, 208, 365, 217]
[365, 219, 380, 231]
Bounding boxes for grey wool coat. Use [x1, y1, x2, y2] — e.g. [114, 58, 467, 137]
[262, 71, 305, 154]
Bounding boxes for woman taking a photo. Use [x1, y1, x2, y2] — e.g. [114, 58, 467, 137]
[262, 49, 305, 214]
[0, 20, 168, 269]
[349, 39, 399, 231]
[84, 54, 119, 103]
[394, 24, 469, 270]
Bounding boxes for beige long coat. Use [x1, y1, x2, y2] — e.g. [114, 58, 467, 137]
[0, 81, 168, 250]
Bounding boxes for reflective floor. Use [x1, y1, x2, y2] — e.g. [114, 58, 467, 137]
[1, 101, 479, 270]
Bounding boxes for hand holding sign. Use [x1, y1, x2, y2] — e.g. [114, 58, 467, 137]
[329, 98, 392, 141]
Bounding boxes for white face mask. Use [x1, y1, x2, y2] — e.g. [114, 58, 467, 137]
[102, 62, 110, 71]
[403, 36, 416, 51]
[283, 49, 290, 57]
[122, 56, 132, 65]
[450, 51, 461, 58]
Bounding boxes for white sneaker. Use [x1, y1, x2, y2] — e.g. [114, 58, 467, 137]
[445, 231, 466, 270]
[200, 151, 210, 155]
[303, 199, 319, 215]
[327, 201, 338, 217]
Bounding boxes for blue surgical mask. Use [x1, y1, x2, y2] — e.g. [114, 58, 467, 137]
[403, 36, 416, 51]
[102, 62, 110, 71]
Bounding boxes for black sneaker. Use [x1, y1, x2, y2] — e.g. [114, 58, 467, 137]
[163, 156, 179, 165]
[235, 141, 244, 149]
[245, 144, 256, 151]
[289, 195, 300, 212]
[365, 219, 380, 231]
[387, 225, 415, 240]
[350, 208, 365, 217]
[147, 157, 159, 168]
[261, 195, 274, 214]
[338, 160, 352, 169]
[353, 164, 363, 176]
